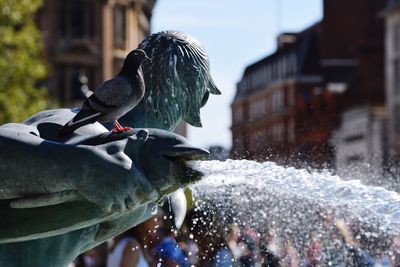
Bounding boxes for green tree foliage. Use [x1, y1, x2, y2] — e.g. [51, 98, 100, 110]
[0, 0, 51, 124]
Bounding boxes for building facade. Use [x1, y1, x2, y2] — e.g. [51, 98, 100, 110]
[385, 0, 400, 158]
[332, 106, 387, 181]
[232, 0, 386, 170]
[38, 0, 156, 106]
[326, 0, 386, 176]
[232, 24, 335, 167]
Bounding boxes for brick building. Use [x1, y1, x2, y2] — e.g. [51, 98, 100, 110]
[385, 0, 400, 158]
[37, 0, 156, 106]
[232, 0, 386, 170]
[326, 0, 386, 178]
[232, 23, 335, 167]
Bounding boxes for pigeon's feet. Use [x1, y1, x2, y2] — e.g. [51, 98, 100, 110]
[112, 121, 132, 133]
[111, 127, 132, 133]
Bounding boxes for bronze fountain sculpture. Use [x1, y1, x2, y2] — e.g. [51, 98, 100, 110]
[0, 31, 220, 267]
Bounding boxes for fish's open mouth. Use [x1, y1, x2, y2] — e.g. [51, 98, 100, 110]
[164, 155, 204, 181]
[159, 147, 209, 194]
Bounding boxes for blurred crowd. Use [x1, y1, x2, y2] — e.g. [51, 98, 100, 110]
[69, 206, 400, 267]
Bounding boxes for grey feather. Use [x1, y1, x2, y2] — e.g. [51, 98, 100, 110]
[93, 77, 132, 109]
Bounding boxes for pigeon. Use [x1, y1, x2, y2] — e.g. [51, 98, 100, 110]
[59, 49, 151, 136]
[119, 31, 221, 130]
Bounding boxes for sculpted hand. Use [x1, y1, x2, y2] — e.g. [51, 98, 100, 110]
[70, 142, 160, 213]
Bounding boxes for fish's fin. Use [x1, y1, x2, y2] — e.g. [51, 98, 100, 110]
[9, 191, 81, 209]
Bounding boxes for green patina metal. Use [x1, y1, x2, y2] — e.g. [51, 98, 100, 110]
[0, 31, 220, 267]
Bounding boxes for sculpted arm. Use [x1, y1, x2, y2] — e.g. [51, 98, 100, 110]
[0, 121, 162, 211]
[0, 123, 85, 199]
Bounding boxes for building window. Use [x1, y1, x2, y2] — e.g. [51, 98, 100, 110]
[245, 76, 251, 91]
[114, 5, 127, 48]
[394, 59, 400, 95]
[249, 129, 265, 152]
[57, 1, 67, 37]
[70, 0, 84, 38]
[263, 65, 268, 85]
[394, 21, 400, 52]
[249, 98, 266, 120]
[234, 133, 245, 153]
[280, 57, 285, 79]
[288, 120, 295, 142]
[271, 90, 285, 112]
[346, 154, 364, 164]
[282, 55, 288, 77]
[55, 64, 67, 103]
[83, 1, 95, 38]
[272, 123, 284, 142]
[57, 0, 95, 39]
[234, 106, 243, 124]
[395, 104, 400, 136]
[288, 52, 297, 75]
[251, 72, 257, 89]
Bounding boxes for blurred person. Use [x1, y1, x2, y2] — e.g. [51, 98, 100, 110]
[84, 249, 100, 267]
[280, 240, 300, 267]
[227, 224, 244, 259]
[374, 254, 391, 267]
[176, 226, 200, 266]
[390, 235, 400, 267]
[335, 219, 375, 267]
[151, 229, 189, 267]
[186, 208, 219, 266]
[265, 229, 282, 259]
[239, 237, 257, 267]
[239, 228, 260, 267]
[209, 223, 246, 267]
[260, 244, 280, 267]
[210, 240, 238, 267]
[107, 203, 189, 267]
[107, 210, 170, 267]
[74, 248, 104, 267]
[319, 213, 347, 266]
[150, 210, 189, 267]
[107, 229, 149, 267]
[303, 233, 321, 267]
[373, 236, 395, 267]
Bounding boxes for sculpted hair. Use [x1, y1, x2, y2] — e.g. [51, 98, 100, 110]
[139, 31, 220, 128]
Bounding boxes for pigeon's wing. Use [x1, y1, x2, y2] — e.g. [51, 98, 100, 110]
[91, 77, 132, 111]
[58, 103, 102, 136]
[139, 31, 221, 127]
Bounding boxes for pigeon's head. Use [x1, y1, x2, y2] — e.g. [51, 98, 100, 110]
[122, 49, 152, 72]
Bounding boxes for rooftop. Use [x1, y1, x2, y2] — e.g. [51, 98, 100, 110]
[235, 22, 321, 98]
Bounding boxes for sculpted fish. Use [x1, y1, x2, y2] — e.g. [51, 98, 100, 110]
[0, 109, 208, 243]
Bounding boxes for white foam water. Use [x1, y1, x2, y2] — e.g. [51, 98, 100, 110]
[187, 160, 400, 264]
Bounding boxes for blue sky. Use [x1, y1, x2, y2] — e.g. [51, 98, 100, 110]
[152, 0, 322, 149]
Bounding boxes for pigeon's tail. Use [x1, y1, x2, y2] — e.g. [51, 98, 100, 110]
[59, 109, 101, 136]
